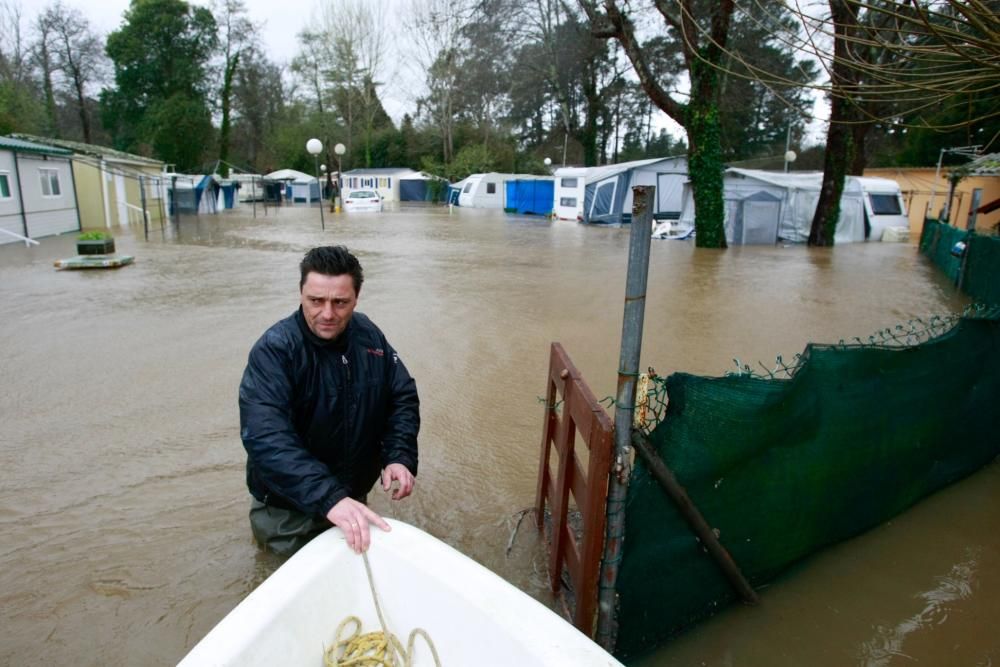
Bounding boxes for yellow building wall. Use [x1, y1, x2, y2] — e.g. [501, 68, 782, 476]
[864, 167, 1000, 238]
[72, 162, 107, 230]
[72, 158, 167, 230]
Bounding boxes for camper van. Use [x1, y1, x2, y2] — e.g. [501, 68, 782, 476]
[856, 176, 909, 241]
[457, 173, 512, 208]
[553, 168, 587, 220]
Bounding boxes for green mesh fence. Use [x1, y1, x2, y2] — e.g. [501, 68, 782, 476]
[919, 219, 967, 284]
[613, 310, 1000, 659]
[964, 234, 1000, 307]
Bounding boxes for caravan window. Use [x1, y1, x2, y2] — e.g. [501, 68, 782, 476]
[869, 194, 902, 215]
[463, 182, 474, 193]
[560, 197, 577, 207]
[0, 172, 10, 199]
[561, 177, 578, 188]
[39, 168, 62, 197]
[486, 182, 496, 194]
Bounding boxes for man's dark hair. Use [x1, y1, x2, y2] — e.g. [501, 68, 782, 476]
[299, 246, 364, 294]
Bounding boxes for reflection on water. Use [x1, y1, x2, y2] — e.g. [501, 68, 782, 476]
[0, 205, 996, 666]
[858, 553, 977, 666]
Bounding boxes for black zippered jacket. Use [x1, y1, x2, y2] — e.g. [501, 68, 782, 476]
[239, 308, 419, 518]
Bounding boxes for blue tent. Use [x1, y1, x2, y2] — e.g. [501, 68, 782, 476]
[504, 179, 554, 215]
[581, 157, 688, 224]
[400, 176, 448, 202]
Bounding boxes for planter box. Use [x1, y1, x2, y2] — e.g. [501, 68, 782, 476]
[77, 238, 115, 255]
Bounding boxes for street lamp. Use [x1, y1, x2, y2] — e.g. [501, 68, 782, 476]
[306, 138, 324, 230]
[334, 143, 346, 213]
[544, 157, 552, 172]
[783, 150, 797, 173]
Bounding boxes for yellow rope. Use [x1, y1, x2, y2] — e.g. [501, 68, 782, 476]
[323, 552, 442, 667]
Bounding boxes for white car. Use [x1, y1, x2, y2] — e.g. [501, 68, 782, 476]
[342, 189, 383, 213]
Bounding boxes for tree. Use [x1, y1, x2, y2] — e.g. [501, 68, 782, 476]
[0, 0, 42, 134]
[31, 10, 58, 135]
[36, 1, 106, 143]
[406, 0, 475, 166]
[714, 3, 817, 162]
[581, 0, 734, 248]
[810, 0, 858, 246]
[102, 0, 218, 169]
[213, 0, 257, 167]
[231, 46, 287, 170]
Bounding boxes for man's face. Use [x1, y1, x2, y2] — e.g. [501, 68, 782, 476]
[300, 272, 358, 340]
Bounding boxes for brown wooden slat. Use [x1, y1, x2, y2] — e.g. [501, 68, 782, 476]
[533, 343, 615, 639]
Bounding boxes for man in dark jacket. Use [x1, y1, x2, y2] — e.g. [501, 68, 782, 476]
[239, 245, 419, 555]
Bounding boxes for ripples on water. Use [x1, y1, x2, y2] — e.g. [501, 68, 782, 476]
[0, 205, 996, 666]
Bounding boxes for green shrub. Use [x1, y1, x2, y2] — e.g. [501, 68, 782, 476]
[78, 231, 112, 241]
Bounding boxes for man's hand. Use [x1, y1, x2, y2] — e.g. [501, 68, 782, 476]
[326, 497, 390, 554]
[381, 463, 415, 500]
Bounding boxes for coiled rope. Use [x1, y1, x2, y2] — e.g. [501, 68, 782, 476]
[324, 551, 442, 667]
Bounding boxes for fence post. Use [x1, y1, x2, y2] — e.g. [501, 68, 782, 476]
[596, 185, 654, 651]
[139, 175, 149, 241]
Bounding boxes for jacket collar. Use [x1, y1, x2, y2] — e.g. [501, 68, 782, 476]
[295, 306, 352, 351]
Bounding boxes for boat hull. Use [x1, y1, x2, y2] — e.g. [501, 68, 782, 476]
[179, 519, 623, 666]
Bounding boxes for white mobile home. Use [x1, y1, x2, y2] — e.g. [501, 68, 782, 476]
[855, 176, 910, 240]
[341, 168, 436, 204]
[552, 167, 588, 220]
[0, 136, 79, 245]
[582, 157, 688, 224]
[264, 169, 318, 203]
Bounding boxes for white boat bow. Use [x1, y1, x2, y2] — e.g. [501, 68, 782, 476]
[178, 519, 623, 666]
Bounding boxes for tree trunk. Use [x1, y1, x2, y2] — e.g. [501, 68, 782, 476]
[39, 45, 59, 137]
[809, 0, 857, 246]
[810, 113, 853, 246]
[73, 77, 91, 143]
[686, 96, 727, 248]
[581, 67, 600, 166]
[219, 54, 239, 166]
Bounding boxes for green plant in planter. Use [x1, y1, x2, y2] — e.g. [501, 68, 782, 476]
[77, 230, 116, 255]
[78, 231, 113, 241]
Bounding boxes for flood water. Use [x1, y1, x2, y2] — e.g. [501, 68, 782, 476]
[1, 203, 996, 666]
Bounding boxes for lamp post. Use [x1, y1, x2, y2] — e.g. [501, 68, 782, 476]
[783, 125, 796, 173]
[334, 143, 346, 213]
[783, 150, 797, 173]
[306, 138, 324, 229]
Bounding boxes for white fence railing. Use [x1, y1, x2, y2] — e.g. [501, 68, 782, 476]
[124, 202, 148, 225]
[0, 227, 40, 247]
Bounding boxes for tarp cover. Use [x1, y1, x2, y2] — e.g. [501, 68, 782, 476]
[614, 315, 1000, 659]
[505, 180, 554, 215]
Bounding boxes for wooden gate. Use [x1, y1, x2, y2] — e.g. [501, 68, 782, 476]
[534, 342, 614, 636]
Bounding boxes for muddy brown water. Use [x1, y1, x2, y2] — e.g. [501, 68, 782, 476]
[1, 204, 996, 666]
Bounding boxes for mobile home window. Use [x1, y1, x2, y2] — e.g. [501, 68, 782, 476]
[0, 172, 10, 198]
[560, 197, 577, 207]
[39, 168, 62, 197]
[486, 182, 496, 194]
[561, 177, 578, 188]
[869, 194, 901, 215]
